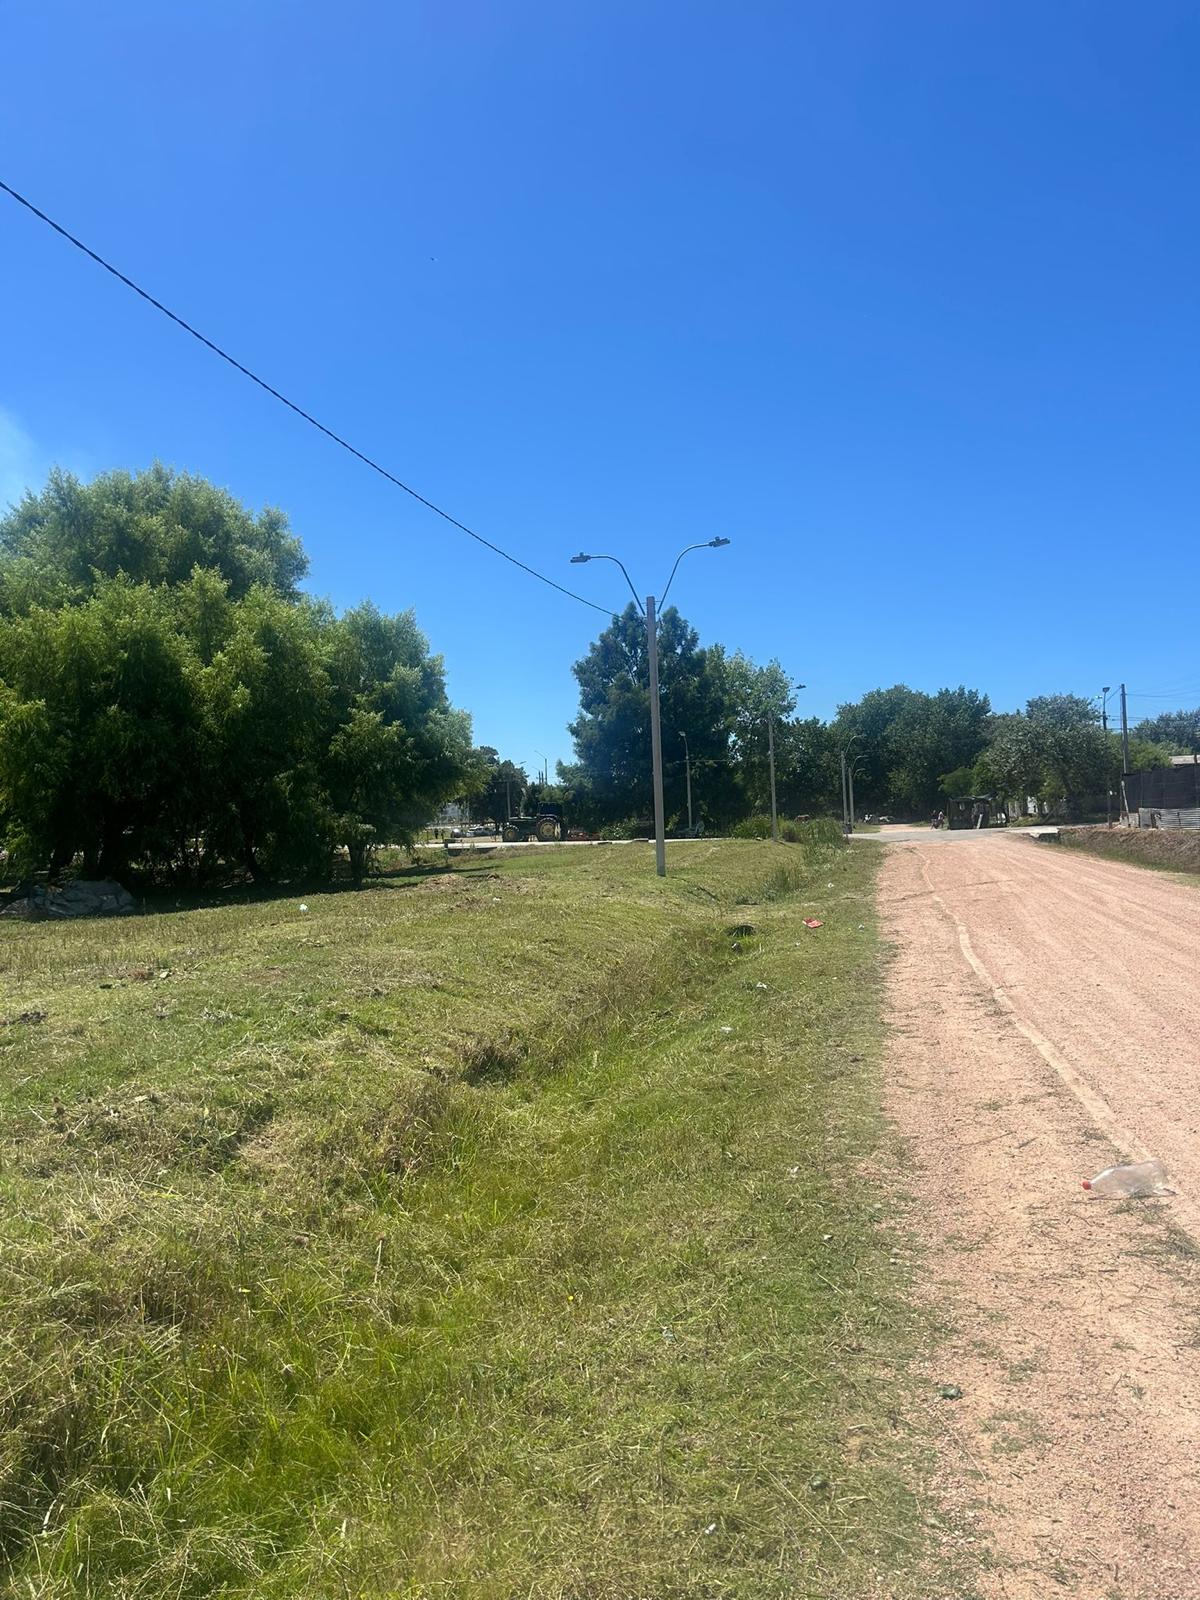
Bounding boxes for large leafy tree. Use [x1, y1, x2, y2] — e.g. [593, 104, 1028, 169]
[324, 605, 473, 879]
[0, 468, 473, 882]
[0, 578, 201, 876]
[561, 604, 737, 828]
[834, 685, 992, 814]
[0, 463, 307, 613]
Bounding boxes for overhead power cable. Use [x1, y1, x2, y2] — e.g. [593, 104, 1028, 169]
[0, 177, 614, 617]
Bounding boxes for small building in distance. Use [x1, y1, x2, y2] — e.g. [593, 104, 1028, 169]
[1124, 756, 1200, 829]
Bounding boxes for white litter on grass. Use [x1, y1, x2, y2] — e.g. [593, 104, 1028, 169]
[704, 1523, 718, 1535]
[755, 982, 768, 990]
[298, 903, 309, 913]
[720, 1026, 734, 1034]
[787, 1165, 800, 1177]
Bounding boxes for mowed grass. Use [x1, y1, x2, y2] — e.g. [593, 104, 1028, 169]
[0, 841, 933, 1599]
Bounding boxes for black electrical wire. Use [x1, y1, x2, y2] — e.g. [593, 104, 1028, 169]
[0, 178, 615, 617]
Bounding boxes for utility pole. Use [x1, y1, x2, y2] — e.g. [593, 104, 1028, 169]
[840, 750, 849, 834]
[646, 594, 666, 876]
[1120, 683, 1130, 775]
[767, 712, 779, 842]
[681, 733, 693, 834]
[848, 761, 857, 832]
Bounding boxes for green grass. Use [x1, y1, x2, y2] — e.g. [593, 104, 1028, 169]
[0, 841, 941, 1598]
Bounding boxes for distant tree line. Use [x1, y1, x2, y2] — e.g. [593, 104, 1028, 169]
[4, 465, 1194, 883]
[0, 466, 473, 883]
[555, 610, 1196, 829]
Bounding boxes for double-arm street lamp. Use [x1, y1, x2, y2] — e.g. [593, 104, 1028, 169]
[839, 733, 862, 833]
[570, 539, 731, 876]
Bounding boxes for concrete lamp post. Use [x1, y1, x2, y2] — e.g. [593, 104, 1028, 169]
[570, 539, 731, 876]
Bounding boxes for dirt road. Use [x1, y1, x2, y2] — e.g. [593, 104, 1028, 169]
[873, 830, 1200, 1600]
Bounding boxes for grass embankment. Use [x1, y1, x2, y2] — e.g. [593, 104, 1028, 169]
[1056, 825, 1200, 876]
[1, 841, 930, 1598]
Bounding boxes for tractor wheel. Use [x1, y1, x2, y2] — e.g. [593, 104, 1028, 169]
[535, 816, 560, 842]
[501, 824, 520, 843]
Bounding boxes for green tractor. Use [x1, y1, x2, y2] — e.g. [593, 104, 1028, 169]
[501, 804, 566, 843]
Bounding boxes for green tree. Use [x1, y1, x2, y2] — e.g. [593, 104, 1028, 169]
[0, 463, 307, 613]
[722, 654, 795, 815]
[834, 685, 992, 814]
[324, 605, 473, 879]
[1132, 707, 1200, 753]
[0, 578, 201, 876]
[464, 747, 530, 828]
[0, 467, 476, 885]
[976, 714, 1045, 813]
[562, 604, 736, 829]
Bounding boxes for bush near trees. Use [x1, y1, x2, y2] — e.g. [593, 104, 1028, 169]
[0, 467, 473, 884]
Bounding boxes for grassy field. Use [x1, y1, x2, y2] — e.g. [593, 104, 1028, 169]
[0, 839, 939, 1599]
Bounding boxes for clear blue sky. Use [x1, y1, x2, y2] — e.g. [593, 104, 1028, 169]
[3, 1, 1198, 772]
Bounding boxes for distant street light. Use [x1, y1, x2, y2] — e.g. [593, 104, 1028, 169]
[680, 733, 693, 835]
[570, 539, 731, 876]
[839, 733, 862, 834]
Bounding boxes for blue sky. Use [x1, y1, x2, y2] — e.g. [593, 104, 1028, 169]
[3, 1, 1199, 771]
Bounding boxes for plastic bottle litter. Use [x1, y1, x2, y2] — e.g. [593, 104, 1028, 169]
[1082, 1158, 1169, 1198]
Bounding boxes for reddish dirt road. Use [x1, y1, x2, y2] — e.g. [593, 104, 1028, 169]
[873, 831, 1200, 1600]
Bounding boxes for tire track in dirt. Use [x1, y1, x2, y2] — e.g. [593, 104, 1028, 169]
[877, 834, 1200, 1599]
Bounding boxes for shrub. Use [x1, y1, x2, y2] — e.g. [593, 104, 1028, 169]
[730, 816, 773, 840]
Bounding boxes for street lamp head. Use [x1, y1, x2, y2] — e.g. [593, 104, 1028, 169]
[570, 553, 592, 564]
[1102, 685, 1111, 694]
[708, 537, 731, 548]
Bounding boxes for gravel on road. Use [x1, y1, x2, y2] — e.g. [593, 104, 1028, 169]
[875, 831, 1200, 1599]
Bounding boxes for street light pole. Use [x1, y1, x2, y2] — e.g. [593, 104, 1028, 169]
[681, 733, 693, 834]
[1101, 686, 1113, 826]
[571, 539, 730, 878]
[646, 594, 666, 875]
[840, 751, 848, 833]
[839, 734, 861, 834]
[767, 712, 778, 843]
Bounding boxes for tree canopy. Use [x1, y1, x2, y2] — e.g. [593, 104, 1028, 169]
[0, 467, 472, 883]
[0, 464, 308, 613]
[1133, 707, 1200, 753]
[560, 603, 739, 828]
